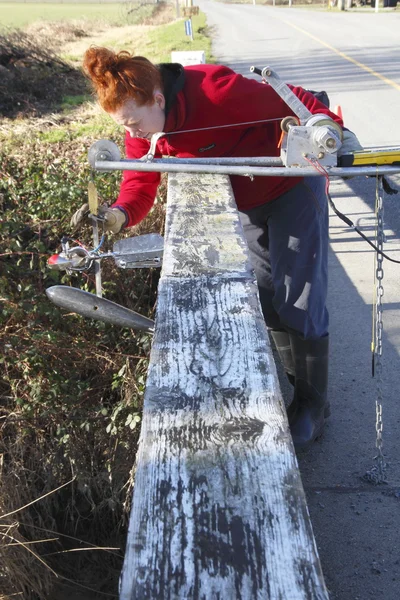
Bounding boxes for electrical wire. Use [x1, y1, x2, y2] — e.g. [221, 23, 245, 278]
[93, 234, 105, 254]
[304, 156, 400, 265]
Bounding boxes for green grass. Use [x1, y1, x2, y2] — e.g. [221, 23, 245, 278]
[61, 94, 89, 109]
[69, 112, 122, 139]
[143, 13, 214, 63]
[39, 129, 70, 143]
[1, 8, 214, 149]
[26, 112, 121, 145]
[0, 2, 124, 28]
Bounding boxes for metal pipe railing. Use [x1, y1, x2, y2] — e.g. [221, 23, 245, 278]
[95, 159, 400, 178]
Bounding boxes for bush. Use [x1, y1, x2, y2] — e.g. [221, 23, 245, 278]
[0, 131, 166, 598]
[0, 30, 89, 117]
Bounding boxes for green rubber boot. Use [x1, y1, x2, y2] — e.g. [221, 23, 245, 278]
[288, 334, 330, 451]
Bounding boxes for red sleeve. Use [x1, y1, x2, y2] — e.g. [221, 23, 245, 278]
[288, 84, 344, 126]
[111, 135, 161, 227]
[201, 66, 343, 127]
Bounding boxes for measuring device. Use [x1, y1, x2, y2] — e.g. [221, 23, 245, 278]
[47, 232, 164, 331]
[339, 148, 400, 167]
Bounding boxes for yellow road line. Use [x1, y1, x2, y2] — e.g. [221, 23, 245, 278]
[280, 18, 400, 92]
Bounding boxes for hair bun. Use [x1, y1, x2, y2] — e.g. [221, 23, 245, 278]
[82, 46, 162, 112]
[83, 47, 126, 87]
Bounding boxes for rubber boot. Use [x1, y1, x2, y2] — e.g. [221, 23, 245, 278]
[288, 334, 330, 451]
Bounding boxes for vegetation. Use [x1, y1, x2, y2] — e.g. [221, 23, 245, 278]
[0, 6, 212, 599]
[0, 2, 123, 29]
[145, 12, 211, 62]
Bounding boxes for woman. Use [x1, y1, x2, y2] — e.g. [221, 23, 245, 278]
[73, 46, 361, 450]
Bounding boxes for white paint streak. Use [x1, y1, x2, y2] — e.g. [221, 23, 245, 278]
[288, 235, 301, 253]
[284, 274, 292, 304]
[294, 281, 312, 311]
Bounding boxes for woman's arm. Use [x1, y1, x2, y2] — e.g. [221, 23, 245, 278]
[111, 136, 162, 227]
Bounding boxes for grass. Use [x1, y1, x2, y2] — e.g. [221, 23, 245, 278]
[68, 111, 122, 139]
[0, 2, 125, 28]
[61, 94, 89, 108]
[141, 12, 213, 63]
[59, 24, 157, 64]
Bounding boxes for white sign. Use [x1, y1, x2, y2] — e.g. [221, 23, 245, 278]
[171, 51, 206, 66]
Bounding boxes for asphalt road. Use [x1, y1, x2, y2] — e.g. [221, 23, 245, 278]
[197, 3, 400, 599]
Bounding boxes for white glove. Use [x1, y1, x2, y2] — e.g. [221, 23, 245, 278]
[338, 129, 363, 156]
[70, 204, 127, 234]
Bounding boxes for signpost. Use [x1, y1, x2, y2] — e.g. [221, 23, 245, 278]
[184, 17, 193, 41]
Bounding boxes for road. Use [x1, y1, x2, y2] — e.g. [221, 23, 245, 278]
[198, 3, 400, 599]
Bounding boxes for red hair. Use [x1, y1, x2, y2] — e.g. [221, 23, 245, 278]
[82, 47, 162, 111]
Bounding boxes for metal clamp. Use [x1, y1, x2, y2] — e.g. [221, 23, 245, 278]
[140, 132, 165, 162]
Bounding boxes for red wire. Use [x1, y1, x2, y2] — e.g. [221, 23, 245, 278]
[70, 238, 88, 250]
[304, 155, 330, 196]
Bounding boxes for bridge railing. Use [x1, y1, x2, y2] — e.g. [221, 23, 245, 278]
[119, 172, 328, 600]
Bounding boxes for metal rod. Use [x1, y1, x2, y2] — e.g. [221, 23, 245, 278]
[95, 160, 400, 178]
[90, 252, 115, 260]
[140, 156, 284, 166]
[90, 217, 102, 298]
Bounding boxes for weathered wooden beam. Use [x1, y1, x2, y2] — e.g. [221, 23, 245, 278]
[119, 173, 328, 600]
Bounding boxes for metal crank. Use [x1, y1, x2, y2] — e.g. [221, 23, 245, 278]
[250, 65, 343, 167]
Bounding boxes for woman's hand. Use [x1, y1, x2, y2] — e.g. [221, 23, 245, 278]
[70, 204, 127, 234]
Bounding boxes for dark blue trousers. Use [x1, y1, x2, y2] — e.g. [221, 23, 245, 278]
[239, 176, 329, 340]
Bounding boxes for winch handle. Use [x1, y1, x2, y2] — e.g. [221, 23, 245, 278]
[250, 65, 314, 125]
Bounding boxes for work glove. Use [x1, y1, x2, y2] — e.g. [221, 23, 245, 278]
[70, 204, 127, 234]
[337, 129, 363, 157]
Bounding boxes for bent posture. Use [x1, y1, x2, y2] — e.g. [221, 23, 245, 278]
[73, 47, 361, 450]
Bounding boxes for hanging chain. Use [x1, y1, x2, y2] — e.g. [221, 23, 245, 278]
[363, 175, 387, 485]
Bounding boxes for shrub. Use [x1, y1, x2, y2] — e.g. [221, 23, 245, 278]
[0, 131, 166, 598]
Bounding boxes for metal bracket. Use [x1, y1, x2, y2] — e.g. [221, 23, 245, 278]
[113, 233, 164, 269]
[140, 132, 165, 162]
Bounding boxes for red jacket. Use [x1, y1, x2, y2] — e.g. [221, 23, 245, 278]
[114, 64, 343, 226]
